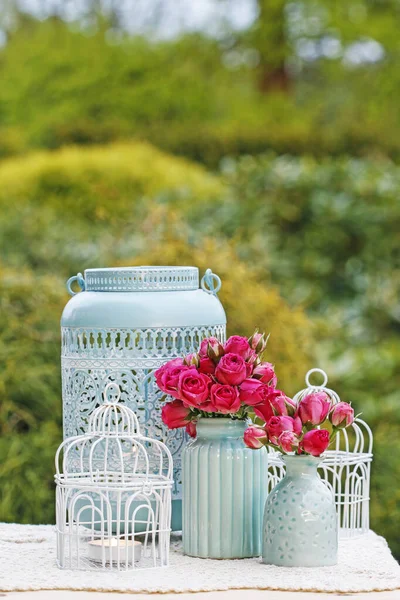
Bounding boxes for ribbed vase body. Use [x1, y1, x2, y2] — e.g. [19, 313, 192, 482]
[182, 418, 268, 558]
[263, 455, 338, 567]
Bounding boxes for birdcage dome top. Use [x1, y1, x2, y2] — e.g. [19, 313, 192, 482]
[87, 382, 141, 437]
[292, 368, 341, 405]
[55, 383, 173, 487]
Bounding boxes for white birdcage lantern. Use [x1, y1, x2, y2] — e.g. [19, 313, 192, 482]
[268, 368, 373, 538]
[55, 382, 173, 571]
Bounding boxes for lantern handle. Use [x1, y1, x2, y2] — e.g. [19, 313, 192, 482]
[66, 272, 86, 296]
[201, 269, 222, 295]
[305, 368, 328, 388]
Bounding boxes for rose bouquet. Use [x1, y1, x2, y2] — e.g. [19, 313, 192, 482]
[155, 330, 355, 457]
[244, 390, 355, 457]
[155, 331, 278, 438]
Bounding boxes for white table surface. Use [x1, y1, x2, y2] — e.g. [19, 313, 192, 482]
[2, 523, 399, 598]
[4, 591, 400, 599]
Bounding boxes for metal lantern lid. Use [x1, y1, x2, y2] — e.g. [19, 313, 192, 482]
[77, 266, 200, 293]
[61, 266, 226, 328]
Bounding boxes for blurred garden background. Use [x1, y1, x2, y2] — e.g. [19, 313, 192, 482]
[0, 0, 399, 558]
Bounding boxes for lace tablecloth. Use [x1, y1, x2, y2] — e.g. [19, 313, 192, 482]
[1, 523, 399, 594]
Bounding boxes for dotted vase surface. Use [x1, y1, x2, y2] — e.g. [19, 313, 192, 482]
[182, 418, 268, 559]
[263, 455, 338, 567]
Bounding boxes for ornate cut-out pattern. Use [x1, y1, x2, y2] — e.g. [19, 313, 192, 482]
[62, 325, 226, 498]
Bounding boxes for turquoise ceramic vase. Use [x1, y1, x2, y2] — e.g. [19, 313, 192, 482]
[263, 455, 338, 567]
[182, 418, 268, 558]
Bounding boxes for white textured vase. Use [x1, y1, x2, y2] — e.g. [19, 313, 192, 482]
[263, 455, 338, 567]
[182, 418, 268, 558]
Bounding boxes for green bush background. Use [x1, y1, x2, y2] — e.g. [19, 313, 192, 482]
[0, 5, 399, 559]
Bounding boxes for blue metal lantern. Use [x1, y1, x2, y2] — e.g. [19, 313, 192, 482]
[61, 266, 226, 530]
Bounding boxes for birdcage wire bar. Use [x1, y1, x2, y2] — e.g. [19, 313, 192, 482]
[267, 369, 373, 539]
[55, 382, 173, 571]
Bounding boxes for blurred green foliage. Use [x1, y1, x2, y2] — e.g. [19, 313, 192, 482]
[2, 17, 400, 167]
[0, 141, 314, 527]
[0, 5, 399, 560]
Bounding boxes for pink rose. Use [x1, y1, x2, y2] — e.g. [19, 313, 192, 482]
[244, 425, 268, 449]
[248, 331, 268, 354]
[198, 356, 216, 375]
[298, 392, 331, 426]
[155, 358, 189, 398]
[224, 335, 252, 359]
[329, 402, 354, 428]
[186, 421, 197, 438]
[278, 431, 299, 453]
[215, 353, 247, 386]
[253, 362, 277, 387]
[199, 337, 224, 359]
[239, 379, 270, 406]
[266, 415, 302, 445]
[178, 368, 211, 407]
[253, 400, 274, 423]
[245, 361, 255, 378]
[269, 391, 296, 417]
[161, 399, 191, 429]
[249, 388, 296, 422]
[300, 429, 330, 457]
[210, 383, 241, 414]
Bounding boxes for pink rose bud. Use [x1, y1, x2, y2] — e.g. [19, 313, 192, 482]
[298, 392, 331, 426]
[210, 383, 241, 414]
[266, 415, 302, 445]
[269, 392, 297, 417]
[224, 335, 252, 359]
[215, 353, 247, 386]
[186, 421, 197, 438]
[198, 356, 216, 375]
[178, 368, 211, 407]
[300, 429, 330, 457]
[248, 331, 268, 354]
[329, 402, 354, 428]
[161, 399, 191, 429]
[183, 353, 200, 367]
[199, 337, 224, 362]
[278, 431, 299, 453]
[253, 362, 277, 386]
[244, 425, 268, 449]
[155, 358, 189, 398]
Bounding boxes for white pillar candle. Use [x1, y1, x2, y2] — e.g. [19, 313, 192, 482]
[88, 538, 142, 564]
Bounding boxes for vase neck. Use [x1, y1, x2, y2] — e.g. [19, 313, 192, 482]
[196, 418, 246, 440]
[283, 455, 320, 476]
